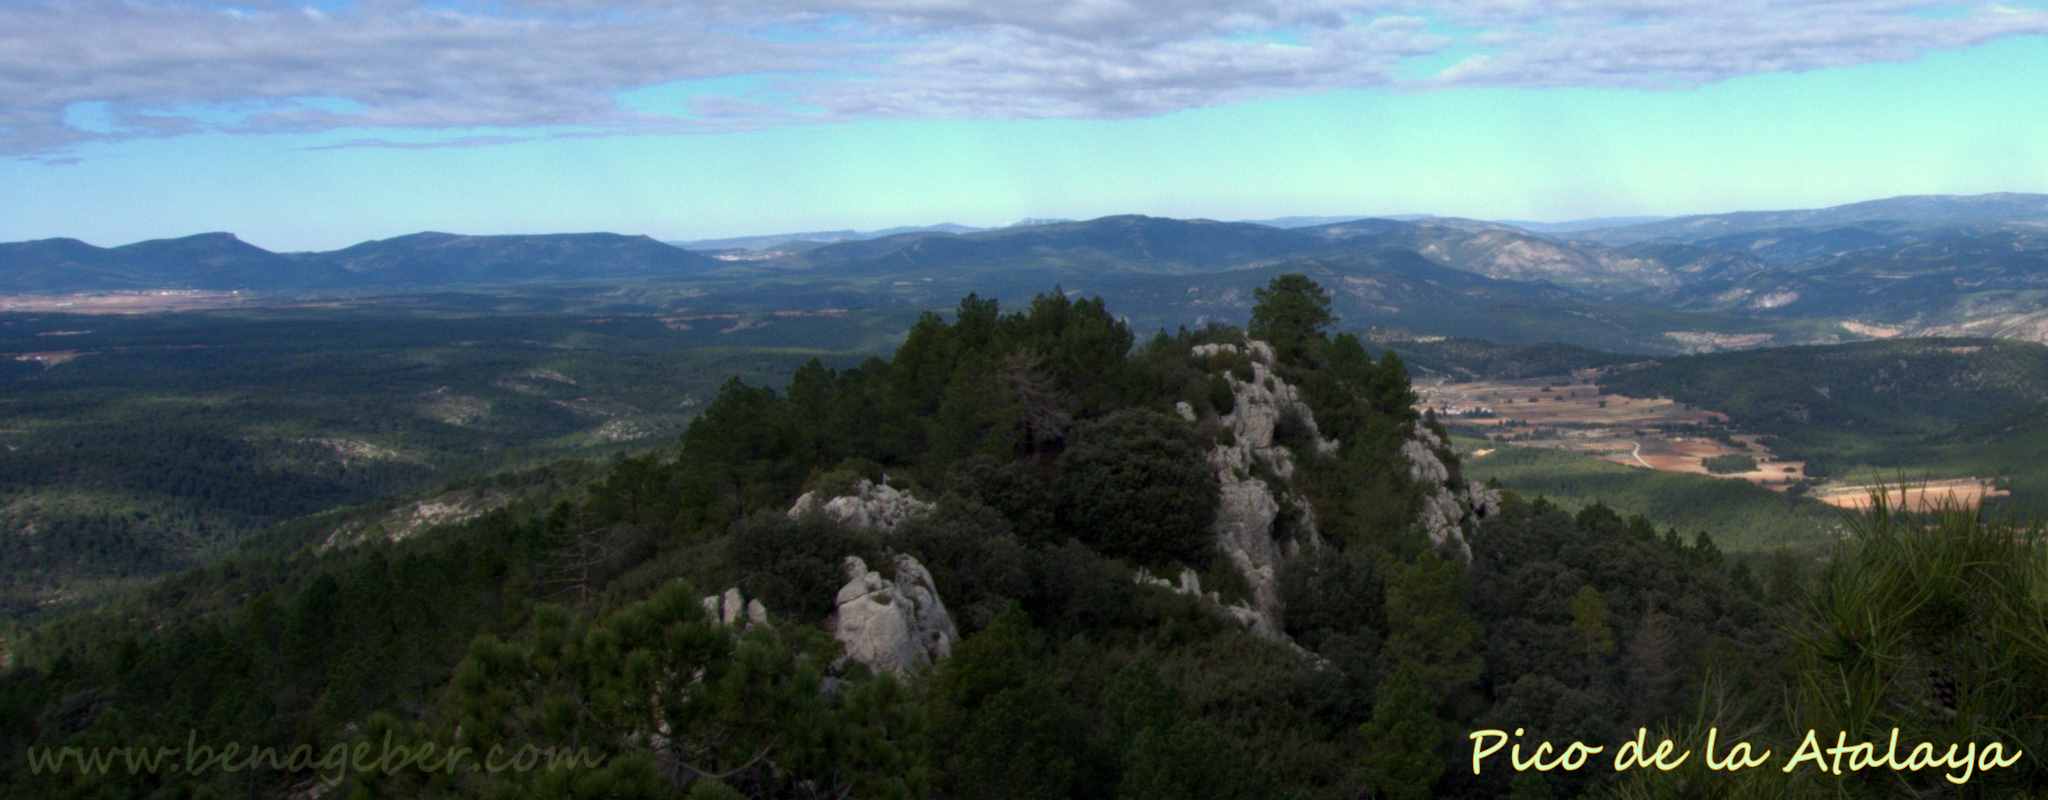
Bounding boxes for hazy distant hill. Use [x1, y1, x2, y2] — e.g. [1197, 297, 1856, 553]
[1237, 214, 1374, 228]
[673, 223, 982, 253]
[9, 193, 2048, 348]
[120, 232, 319, 288]
[1061, 249, 1767, 353]
[1495, 215, 1670, 234]
[791, 214, 1335, 274]
[0, 237, 142, 291]
[313, 232, 718, 286]
[0, 231, 719, 291]
[1298, 218, 1677, 292]
[0, 232, 332, 291]
[1572, 192, 2048, 245]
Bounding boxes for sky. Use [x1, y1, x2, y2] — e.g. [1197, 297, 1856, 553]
[4, 1, 2048, 251]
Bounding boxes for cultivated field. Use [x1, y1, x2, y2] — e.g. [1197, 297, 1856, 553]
[1809, 479, 2012, 511]
[1416, 373, 1808, 487]
[1421, 372, 2014, 510]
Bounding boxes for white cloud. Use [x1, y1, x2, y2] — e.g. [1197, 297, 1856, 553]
[1429, 0, 2048, 88]
[4, 0, 2044, 158]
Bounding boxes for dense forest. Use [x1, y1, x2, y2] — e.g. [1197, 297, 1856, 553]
[1599, 338, 2048, 514]
[0, 306, 914, 614]
[1, 278, 2042, 798]
[1599, 339, 2048, 444]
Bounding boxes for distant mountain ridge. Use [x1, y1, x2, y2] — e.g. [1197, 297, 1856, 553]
[672, 224, 983, 253]
[1572, 192, 2048, 245]
[788, 214, 1333, 274]
[7, 192, 2048, 349]
[0, 231, 720, 291]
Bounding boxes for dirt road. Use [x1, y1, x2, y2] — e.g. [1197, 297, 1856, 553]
[1629, 440, 1652, 469]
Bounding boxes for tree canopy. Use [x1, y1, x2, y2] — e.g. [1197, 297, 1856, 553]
[1250, 273, 1336, 365]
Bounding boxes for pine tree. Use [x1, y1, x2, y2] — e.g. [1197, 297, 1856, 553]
[1570, 585, 1616, 659]
[1249, 273, 1335, 365]
[1360, 664, 1446, 800]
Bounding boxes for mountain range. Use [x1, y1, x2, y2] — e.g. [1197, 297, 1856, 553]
[0, 231, 718, 292]
[6, 193, 2048, 351]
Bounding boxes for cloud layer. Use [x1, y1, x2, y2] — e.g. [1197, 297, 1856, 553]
[5, 0, 2046, 158]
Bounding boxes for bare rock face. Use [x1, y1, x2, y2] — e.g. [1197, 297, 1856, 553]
[702, 586, 771, 631]
[1462, 484, 1503, 521]
[786, 481, 957, 672]
[1401, 422, 1498, 560]
[1134, 566, 1266, 631]
[1180, 340, 1338, 640]
[1401, 438, 1451, 485]
[787, 478, 933, 531]
[318, 488, 511, 553]
[829, 555, 959, 675]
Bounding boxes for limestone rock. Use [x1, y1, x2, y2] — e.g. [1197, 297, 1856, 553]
[1462, 484, 1503, 521]
[721, 587, 744, 626]
[830, 554, 958, 675]
[1183, 338, 1338, 640]
[1401, 437, 1451, 485]
[703, 586, 770, 631]
[318, 488, 511, 553]
[787, 478, 934, 532]
[1134, 566, 1266, 632]
[1401, 421, 1499, 561]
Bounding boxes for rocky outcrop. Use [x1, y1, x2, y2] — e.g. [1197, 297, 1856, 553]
[1159, 339, 1501, 641]
[1183, 340, 1338, 639]
[1195, 341, 1341, 480]
[1402, 422, 1501, 560]
[1135, 566, 1266, 631]
[1462, 484, 1503, 521]
[829, 555, 958, 675]
[318, 488, 512, 553]
[787, 478, 933, 531]
[702, 586, 771, 631]
[784, 482, 958, 673]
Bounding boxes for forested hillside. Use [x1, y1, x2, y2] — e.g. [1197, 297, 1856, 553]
[1600, 338, 2048, 513]
[2, 278, 2041, 799]
[1600, 339, 2048, 439]
[0, 308, 912, 615]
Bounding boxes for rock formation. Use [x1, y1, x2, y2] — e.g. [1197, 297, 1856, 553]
[829, 555, 959, 675]
[1182, 340, 1338, 639]
[702, 586, 771, 631]
[787, 478, 933, 531]
[1134, 566, 1266, 631]
[1401, 421, 1501, 560]
[1146, 339, 1503, 643]
[784, 483, 958, 675]
[318, 488, 511, 552]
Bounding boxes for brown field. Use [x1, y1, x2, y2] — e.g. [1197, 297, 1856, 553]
[1810, 480, 2011, 511]
[1418, 373, 2015, 509]
[1415, 375, 1807, 489]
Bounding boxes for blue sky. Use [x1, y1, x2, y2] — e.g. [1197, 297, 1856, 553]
[4, 1, 2047, 251]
